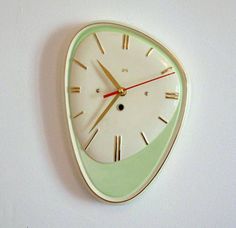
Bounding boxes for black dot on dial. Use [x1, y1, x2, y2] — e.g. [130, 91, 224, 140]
[117, 104, 124, 111]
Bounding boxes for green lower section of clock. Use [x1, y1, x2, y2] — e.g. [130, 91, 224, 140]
[78, 104, 180, 202]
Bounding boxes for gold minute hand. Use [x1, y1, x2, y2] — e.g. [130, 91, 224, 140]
[90, 93, 120, 132]
[97, 60, 122, 90]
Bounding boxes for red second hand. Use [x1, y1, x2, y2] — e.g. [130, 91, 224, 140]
[103, 72, 175, 98]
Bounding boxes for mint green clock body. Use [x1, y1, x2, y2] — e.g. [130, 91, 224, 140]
[64, 22, 187, 203]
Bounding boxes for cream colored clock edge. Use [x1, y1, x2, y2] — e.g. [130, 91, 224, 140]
[64, 21, 188, 203]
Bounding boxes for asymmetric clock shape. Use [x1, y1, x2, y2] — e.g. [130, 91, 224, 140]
[65, 22, 187, 203]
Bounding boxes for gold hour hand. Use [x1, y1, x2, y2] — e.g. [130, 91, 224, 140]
[90, 94, 120, 132]
[97, 60, 122, 90]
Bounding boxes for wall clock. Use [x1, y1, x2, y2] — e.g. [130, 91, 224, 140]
[64, 22, 187, 203]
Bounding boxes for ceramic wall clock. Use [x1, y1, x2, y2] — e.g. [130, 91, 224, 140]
[64, 22, 187, 203]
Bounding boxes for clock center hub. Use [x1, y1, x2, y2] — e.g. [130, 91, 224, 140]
[118, 88, 127, 96]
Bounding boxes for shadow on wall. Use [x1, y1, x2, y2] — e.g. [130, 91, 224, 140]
[39, 23, 95, 203]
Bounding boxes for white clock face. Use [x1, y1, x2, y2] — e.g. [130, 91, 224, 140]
[68, 29, 180, 163]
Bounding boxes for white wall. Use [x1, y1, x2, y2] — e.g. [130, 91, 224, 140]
[0, 0, 235, 227]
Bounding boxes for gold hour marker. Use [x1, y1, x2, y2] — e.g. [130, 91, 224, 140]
[72, 111, 84, 119]
[140, 132, 149, 145]
[165, 92, 179, 100]
[114, 135, 122, 162]
[146, 48, 153, 57]
[161, 67, 173, 74]
[73, 59, 87, 70]
[94, 33, 105, 54]
[158, 116, 168, 124]
[85, 129, 99, 151]
[122, 34, 129, 50]
[70, 87, 81, 93]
